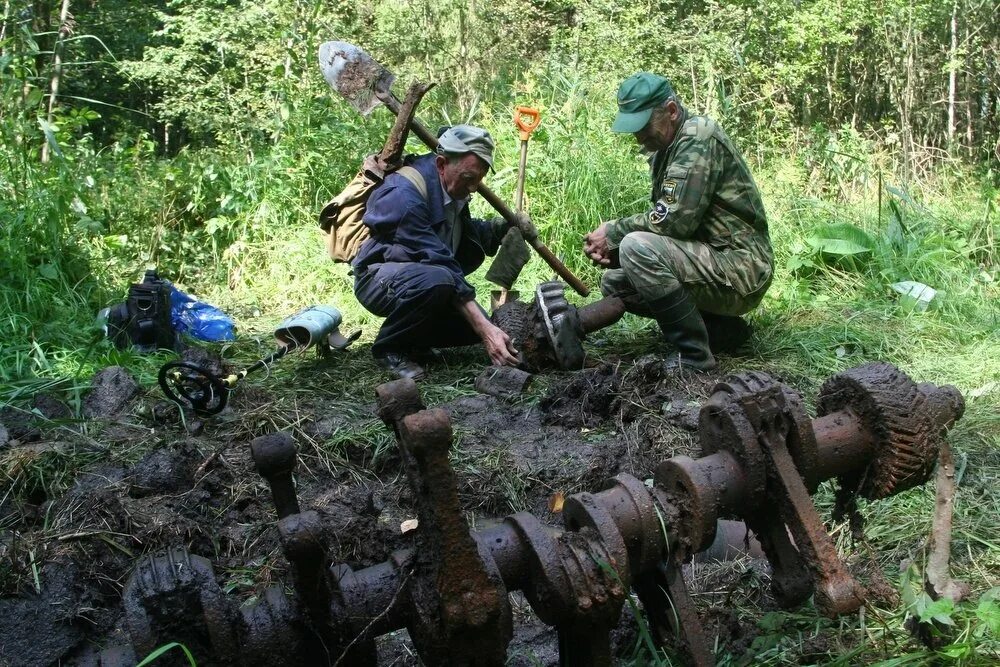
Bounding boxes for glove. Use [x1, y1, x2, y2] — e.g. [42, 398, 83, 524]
[486, 226, 530, 289]
[510, 212, 538, 242]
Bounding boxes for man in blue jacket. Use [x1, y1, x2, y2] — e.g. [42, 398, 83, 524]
[353, 125, 522, 380]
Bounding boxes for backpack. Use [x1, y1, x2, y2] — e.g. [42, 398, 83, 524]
[106, 269, 177, 352]
[319, 155, 427, 263]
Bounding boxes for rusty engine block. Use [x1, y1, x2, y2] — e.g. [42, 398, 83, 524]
[84, 362, 963, 666]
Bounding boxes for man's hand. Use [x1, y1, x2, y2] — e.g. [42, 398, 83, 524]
[583, 222, 613, 267]
[459, 299, 520, 366]
[479, 320, 520, 366]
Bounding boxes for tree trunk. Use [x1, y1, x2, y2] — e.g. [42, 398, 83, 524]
[0, 0, 11, 56]
[947, 0, 958, 146]
[40, 0, 70, 163]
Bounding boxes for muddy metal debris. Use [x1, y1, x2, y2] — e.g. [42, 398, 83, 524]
[493, 282, 626, 371]
[82, 362, 964, 666]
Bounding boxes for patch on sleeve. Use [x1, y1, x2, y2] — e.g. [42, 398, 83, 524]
[649, 200, 669, 225]
[661, 179, 677, 203]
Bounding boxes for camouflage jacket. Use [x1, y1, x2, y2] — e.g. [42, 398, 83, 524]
[606, 112, 774, 296]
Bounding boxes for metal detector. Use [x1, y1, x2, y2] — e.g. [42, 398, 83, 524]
[158, 305, 359, 415]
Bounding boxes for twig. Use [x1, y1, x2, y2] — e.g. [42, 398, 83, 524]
[193, 449, 222, 479]
[925, 436, 970, 603]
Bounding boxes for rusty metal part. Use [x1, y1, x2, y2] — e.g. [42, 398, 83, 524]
[374, 377, 425, 427]
[505, 511, 626, 666]
[647, 560, 717, 667]
[817, 362, 952, 499]
[694, 374, 864, 614]
[695, 519, 765, 561]
[737, 385, 865, 615]
[379, 382, 513, 665]
[107, 363, 965, 667]
[536, 281, 585, 370]
[377, 81, 435, 171]
[474, 365, 533, 401]
[577, 296, 627, 334]
[123, 547, 238, 661]
[486, 287, 636, 372]
[279, 511, 333, 625]
[251, 432, 300, 519]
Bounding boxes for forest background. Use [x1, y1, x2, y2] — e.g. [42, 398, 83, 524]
[2, 0, 999, 378]
[1, 1, 999, 662]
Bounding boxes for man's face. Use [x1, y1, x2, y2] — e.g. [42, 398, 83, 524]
[436, 153, 489, 199]
[633, 100, 680, 152]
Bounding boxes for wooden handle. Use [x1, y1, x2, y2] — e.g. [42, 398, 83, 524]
[378, 91, 591, 297]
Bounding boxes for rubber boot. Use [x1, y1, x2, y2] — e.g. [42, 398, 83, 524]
[700, 311, 752, 354]
[647, 288, 717, 371]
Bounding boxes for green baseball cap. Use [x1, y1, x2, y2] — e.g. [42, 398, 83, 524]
[612, 72, 675, 133]
[436, 124, 495, 170]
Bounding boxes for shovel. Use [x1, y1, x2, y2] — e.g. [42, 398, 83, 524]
[319, 41, 589, 297]
[491, 106, 542, 310]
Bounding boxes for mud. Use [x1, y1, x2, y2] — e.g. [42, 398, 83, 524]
[81, 367, 140, 419]
[0, 354, 786, 666]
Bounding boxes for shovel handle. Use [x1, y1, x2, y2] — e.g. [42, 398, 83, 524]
[377, 91, 590, 297]
[514, 106, 541, 141]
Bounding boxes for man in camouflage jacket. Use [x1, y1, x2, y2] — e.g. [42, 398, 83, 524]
[583, 72, 774, 370]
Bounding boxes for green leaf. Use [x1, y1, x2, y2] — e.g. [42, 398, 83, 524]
[758, 611, 786, 632]
[919, 597, 955, 626]
[976, 588, 1000, 636]
[38, 264, 58, 279]
[136, 641, 197, 667]
[37, 119, 64, 158]
[807, 223, 876, 257]
[938, 643, 971, 659]
[24, 87, 44, 108]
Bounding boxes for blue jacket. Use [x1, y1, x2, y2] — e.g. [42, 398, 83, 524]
[353, 154, 505, 302]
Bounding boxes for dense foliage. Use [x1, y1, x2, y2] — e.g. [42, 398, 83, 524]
[1, 0, 997, 374]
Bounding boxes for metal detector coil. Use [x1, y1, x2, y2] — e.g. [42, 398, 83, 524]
[159, 305, 360, 415]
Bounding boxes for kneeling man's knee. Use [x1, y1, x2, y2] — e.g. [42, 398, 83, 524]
[618, 233, 675, 278]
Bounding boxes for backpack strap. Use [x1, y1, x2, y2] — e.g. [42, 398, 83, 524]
[396, 165, 428, 200]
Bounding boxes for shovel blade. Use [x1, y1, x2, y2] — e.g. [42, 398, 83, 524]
[318, 41, 395, 116]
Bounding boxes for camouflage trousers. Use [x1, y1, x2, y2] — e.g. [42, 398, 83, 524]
[601, 231, 771, 316]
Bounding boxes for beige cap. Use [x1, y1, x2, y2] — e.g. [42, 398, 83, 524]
[436, 124, 495, 169]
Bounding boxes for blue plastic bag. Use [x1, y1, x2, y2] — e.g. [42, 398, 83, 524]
[169, 285, 236, 342]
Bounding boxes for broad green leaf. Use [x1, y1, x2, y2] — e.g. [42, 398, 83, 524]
[37, 119, 64, 158]
[976, 588, 1000, 635]
[38, 264, 58, 279]
[24, 87, 44, 108]
[807, 236, 872, 256]
[919, 597, 955, 626]
[938, 643, 971, 659]
[807, 223, 877, 257]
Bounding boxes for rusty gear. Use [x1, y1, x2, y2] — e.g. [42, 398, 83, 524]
[817, 362, 938, 499]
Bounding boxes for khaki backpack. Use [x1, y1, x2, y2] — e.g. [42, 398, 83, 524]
[319, 155, 427, 263]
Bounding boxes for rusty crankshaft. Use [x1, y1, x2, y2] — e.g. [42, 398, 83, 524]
[86, 362, 963, 666]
